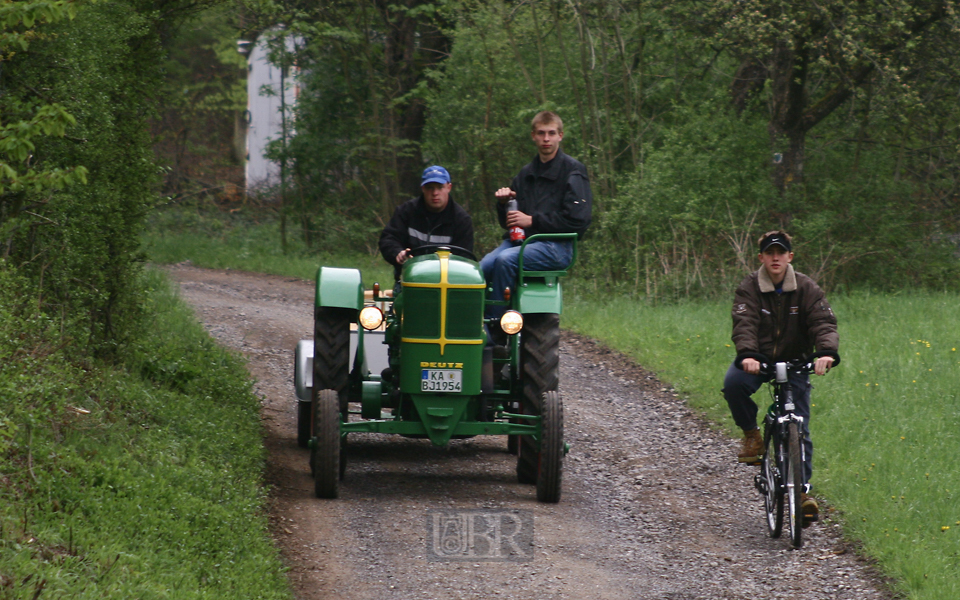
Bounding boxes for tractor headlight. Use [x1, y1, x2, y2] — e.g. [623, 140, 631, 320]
[358, 306, 384, 330]
[500, 310, 523, 335]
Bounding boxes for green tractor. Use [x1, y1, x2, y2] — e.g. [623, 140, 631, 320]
[293, 234, 576, 502]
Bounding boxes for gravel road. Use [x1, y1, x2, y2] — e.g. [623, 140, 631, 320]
[166, 263, 894, 600]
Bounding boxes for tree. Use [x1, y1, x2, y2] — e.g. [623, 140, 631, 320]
[0, 1, 87, 209]
[706, 0, 960, 195]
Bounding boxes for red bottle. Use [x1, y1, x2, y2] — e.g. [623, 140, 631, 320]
[506, 199, 525, 243]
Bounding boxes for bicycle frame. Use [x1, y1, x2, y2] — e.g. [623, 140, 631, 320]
[742, 350, 839, 549]
[756, 360, 809, 547]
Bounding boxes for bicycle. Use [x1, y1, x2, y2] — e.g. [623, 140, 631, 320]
[737, 351, 840, 549]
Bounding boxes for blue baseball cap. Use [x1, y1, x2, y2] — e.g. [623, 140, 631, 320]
[421, 165, 451, 186]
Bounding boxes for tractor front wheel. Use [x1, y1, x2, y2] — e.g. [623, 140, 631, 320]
[536, 391, 563, 503]
[312, 389, 341, 499]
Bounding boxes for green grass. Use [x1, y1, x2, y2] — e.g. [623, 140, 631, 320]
[142, 206, 959, 600]
[143, 204, 393, 284]
[0, 268, 292, 599]
[565, 292, 960, 600]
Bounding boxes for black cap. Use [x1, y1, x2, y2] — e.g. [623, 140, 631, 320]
[759, 233, 791, 252]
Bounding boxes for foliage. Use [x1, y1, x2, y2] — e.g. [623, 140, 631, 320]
[243, 0, 455, 243]
[153, 3, 248, 198]
[0, 0, 88, 197]
[1, 0, 172, 355]
[245, 0, 960, 297]
[0, 266, 292, 599]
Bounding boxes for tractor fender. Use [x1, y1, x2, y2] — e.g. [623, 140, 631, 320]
[294, 340, 313, 401]
[516, 278, 562, 314]
[315, 266, 363, 310]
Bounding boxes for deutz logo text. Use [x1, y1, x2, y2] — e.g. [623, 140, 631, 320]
[420, 362, 464, 368]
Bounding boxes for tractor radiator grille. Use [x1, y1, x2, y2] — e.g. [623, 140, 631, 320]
[445, 289, 484, 339]
[402, 287, 440, 338]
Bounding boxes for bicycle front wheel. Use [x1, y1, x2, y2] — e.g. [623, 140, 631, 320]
[762, 426, 783, 538]
[786, 421, 804, 548]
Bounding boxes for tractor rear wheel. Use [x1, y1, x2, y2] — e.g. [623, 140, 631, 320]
[517, 313, 560, 484]
[536, 391, 563, 503]
[310, 307, 351, 476]
[313, 389, 340, 499]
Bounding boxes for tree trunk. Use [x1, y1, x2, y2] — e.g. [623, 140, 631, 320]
[767, 36, 809, 195]
[552, 1, 590, 153]
[375, 0, 451, 208]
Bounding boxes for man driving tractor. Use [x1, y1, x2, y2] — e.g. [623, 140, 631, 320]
[379, 165, 474, 283]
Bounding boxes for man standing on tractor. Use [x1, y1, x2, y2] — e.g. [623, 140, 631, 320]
[379, 165, 475, 283]
[723, 230, 839, 523]
[481, 111, 592, 327]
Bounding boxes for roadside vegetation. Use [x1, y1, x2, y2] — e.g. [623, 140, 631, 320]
[0, 1, 288, 596]
[0, 268, 291, 598]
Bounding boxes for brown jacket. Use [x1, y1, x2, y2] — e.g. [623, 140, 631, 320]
[731, 265, 838, 361]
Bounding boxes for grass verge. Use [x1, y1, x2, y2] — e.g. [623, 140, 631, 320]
[0, 267, 292, 599]
[143, 202, 393, 284]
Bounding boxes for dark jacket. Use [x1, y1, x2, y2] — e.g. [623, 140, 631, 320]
[379, 194, 474, 279]
[497, 149, 592, 240]
[731, 265, 838, 361]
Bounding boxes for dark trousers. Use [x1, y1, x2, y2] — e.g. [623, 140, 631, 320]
[722, 361, 814, 486]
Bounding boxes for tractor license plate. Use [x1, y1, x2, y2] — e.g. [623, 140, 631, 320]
[421, 370, 462, 392]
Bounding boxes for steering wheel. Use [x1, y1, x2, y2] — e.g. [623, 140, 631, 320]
[408, 244, 477, 261]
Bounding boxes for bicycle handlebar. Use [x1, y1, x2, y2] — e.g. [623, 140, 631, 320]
[735, 351, 841, 375]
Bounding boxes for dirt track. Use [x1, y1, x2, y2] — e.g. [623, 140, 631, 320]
[166, 263, 894, 600]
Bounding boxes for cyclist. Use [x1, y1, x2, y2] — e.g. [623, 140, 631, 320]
[723, 230, 838, 523]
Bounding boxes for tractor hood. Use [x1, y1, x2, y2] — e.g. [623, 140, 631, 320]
[398, 250, 486, 400]
[403, 250, 484, 286]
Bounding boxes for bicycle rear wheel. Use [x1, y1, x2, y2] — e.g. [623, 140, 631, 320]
[786, 421, 804, 548]
[762, 426, 783, 538]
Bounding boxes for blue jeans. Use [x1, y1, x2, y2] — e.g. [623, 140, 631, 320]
[480, 239, 573, 319]
[722, 361, 814, 486]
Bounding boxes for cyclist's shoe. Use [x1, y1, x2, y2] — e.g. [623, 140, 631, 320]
[801, 493, 819, 527]
[737, 428, 764, 464]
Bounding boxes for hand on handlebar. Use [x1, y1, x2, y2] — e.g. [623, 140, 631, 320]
[741, 357, 761, 375]
[813, 355, 834, 376]
[396, 248, 411, 265]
